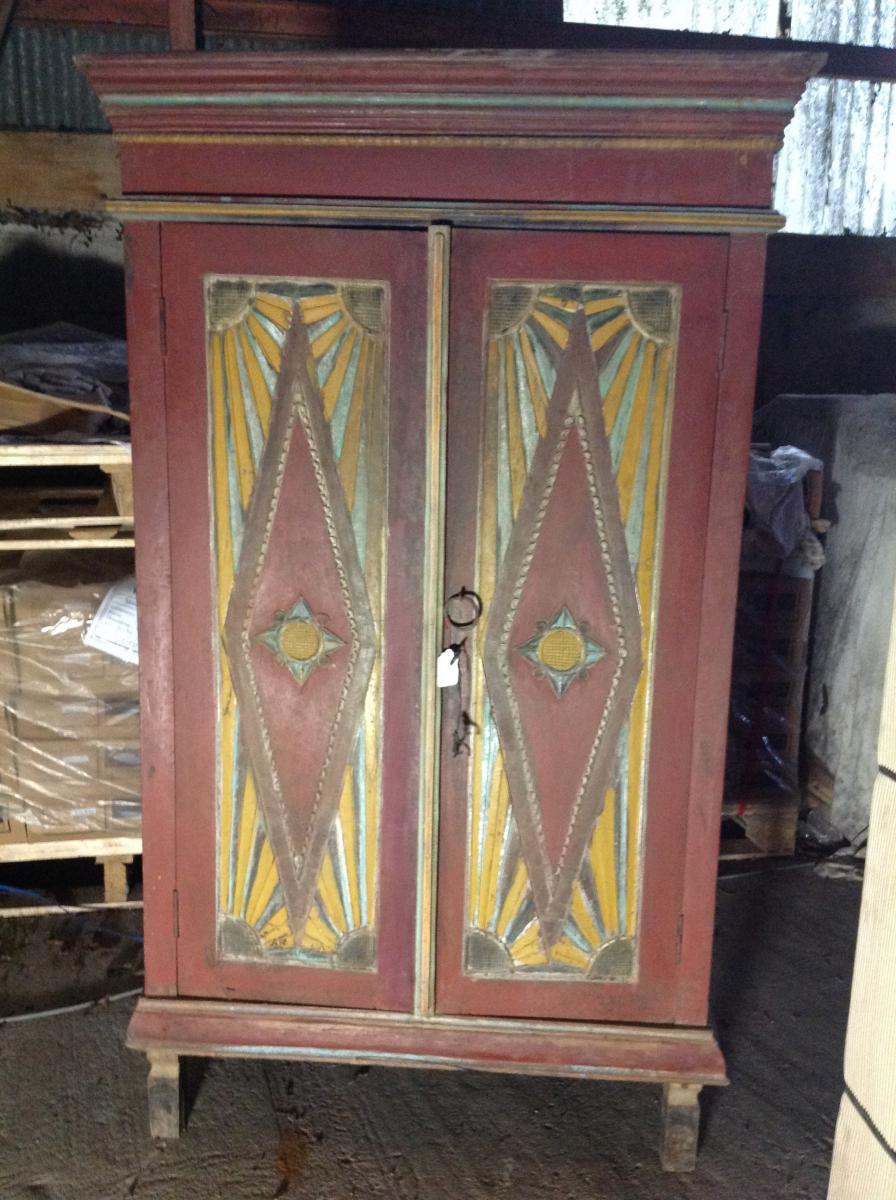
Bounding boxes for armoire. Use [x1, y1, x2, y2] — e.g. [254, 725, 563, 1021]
[83, 45, 820, 1170]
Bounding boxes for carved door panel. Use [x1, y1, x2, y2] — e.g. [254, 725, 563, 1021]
[165, 224, 428, 1009]
[436, 230, 729, 1023]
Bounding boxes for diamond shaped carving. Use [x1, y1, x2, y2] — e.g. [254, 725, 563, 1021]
[223, 318, 376, 940]
[482, 312, 643, 949]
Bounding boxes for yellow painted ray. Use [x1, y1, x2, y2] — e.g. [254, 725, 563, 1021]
[364, 677, 379, 925]
[321, 325, 359, 422]
[636, 344, 672, 614]
[335, 337, 369, 509]
[476, 754, 506, 928]
[617, 340, 658, 523]
[246, 311, 283, 374]
[550, 936, 591, 970]
[530, 306, 572, 350]
[510, 920, 549, 965]
[218, 667, 235, 914]
[232, 771, 260, 917]
[299, 904, 340, 953]
[496, 859, 530, 938]
[223, 327, 255, 509]
[483, 764, 511, 928]
[590, 311, 630, 354]
[602, 333, 640, 432]
[260, 907, 296, 949]
[210, 332, 234, 630]
[254, 292, 293, 330]
[538, 294, 579, 313]
[318, 850, 348, 935]
[626, 674, 650, 935]
[245, 836, 279, 928]
[584, 294, 627, 316]
[504, 338, 527, 518]
[310, 312, 350, 361]
[299, 294, 342, 324]
[236, 321, 273, 438]
[590, 787, 620, 936]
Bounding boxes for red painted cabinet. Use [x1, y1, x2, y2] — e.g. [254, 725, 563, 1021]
[83, 46, 820, 1169]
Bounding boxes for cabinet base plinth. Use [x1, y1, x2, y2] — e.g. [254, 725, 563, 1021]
[130, 996, 726, 1164]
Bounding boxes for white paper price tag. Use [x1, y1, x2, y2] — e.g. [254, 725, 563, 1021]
[436, 648, 460, 688]
[83, 576, 139, 665]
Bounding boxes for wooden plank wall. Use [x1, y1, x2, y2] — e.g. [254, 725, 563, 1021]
[0, 132, 120, 210]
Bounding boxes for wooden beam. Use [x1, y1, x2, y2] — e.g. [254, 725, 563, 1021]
[0, 132, 120, 211]
[168, 0, 197, 49]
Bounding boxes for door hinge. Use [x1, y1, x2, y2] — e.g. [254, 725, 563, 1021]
[172, 888, 179, 939]
[159, 295, 167, 357]
[675, 913, 684, 964]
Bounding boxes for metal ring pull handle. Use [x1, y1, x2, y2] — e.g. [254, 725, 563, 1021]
[444, 586, 483, 629]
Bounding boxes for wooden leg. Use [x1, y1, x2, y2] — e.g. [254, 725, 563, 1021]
[98, 855, 132, 904]
[659, 1083, 701, 1172]
[147, 1051, 182, 1139]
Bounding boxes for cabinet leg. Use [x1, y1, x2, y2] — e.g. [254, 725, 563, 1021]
[147, 1051, 182, 1139]
[659, 1083, 701, 1172]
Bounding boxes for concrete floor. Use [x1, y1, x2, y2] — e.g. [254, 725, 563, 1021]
[0, 864, 860, 1199]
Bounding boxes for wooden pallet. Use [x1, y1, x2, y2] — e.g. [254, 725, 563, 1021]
[0, 442, 133, 551]
[720, 795, 800, 860]
[0, 818, 141, 909]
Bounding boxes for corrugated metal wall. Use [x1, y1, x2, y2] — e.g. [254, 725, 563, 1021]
[0, 26, 321, 130]
[565, 0, 896, 235]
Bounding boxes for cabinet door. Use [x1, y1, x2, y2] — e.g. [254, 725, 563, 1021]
[436, 229, 728, 1023]
[163, 224, 427, 1009]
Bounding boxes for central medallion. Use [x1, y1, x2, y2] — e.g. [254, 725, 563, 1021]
[517, 606, 605, 698]
[258, 598, 344, 685]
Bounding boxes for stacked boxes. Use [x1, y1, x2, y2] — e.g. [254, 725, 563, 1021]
[0, 576, 140, 835]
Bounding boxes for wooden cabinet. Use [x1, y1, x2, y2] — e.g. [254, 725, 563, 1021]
[84, 46, 820, 1169]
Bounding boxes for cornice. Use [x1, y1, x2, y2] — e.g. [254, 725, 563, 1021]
[80, 48, 825, 143]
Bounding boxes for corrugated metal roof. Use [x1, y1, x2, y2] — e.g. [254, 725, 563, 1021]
[565, 0, 896, 235]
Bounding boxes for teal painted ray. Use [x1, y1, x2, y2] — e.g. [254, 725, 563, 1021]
[233, 330, 265, 465]
[329, 333, 364, 459]
[609, 337, 647, 471]
[313, 322, 354, 388]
